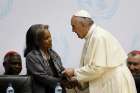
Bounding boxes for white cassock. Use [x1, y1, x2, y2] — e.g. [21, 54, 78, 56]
[74, 24, 137, 93]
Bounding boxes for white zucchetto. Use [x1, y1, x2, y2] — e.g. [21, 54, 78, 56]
[73, 10, 91, 18]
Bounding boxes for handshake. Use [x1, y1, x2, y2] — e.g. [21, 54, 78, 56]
[60, 68, 80, 89]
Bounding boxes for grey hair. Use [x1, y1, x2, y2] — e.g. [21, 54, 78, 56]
[76, 16, 94, 26]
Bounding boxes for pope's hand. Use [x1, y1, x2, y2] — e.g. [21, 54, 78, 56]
[62, 68, 74, 77]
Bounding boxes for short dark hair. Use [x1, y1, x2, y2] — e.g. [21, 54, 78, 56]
[24, 24, 49, 57]
[3, 51, 21, 64]
[3, 51, 22, 75]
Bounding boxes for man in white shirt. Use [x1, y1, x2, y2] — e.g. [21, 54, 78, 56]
[63, 10, 137, 93]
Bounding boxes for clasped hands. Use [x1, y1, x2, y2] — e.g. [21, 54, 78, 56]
[60, 68, 78, 89]
[62, 68, 75, 77]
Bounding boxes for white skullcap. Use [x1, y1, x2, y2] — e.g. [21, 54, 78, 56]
[74, 10, 91, 18]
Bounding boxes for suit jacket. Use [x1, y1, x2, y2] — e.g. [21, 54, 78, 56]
[26, 49, 65, 93]
[134, 75, 140, 93]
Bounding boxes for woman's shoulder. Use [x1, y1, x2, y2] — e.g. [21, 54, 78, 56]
[26, 50, 41, 58]
[49, 49, 60, 58]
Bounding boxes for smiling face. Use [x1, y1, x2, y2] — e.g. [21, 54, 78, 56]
[39, 29, 52, 52]
[71, 16, 89, 39]
[3, 52, 22, 75]
[127, 52, 140, 75]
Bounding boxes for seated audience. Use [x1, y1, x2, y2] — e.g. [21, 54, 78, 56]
[24, 24, 75, 93]
[127, 50, 140, 93]
[3, 51, 22, 75]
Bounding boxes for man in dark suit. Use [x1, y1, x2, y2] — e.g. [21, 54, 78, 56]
[127, 50, 140, 93]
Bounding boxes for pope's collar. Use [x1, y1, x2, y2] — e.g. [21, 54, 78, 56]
[84, 24, 96, 40]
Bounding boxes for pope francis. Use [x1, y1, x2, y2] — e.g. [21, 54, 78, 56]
[63, 10, 137, 93]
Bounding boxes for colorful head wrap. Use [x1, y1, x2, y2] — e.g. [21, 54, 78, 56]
[127, 50, 140, 63]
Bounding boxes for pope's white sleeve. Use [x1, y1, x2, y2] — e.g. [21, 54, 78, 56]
[74, 64, 112, 82]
